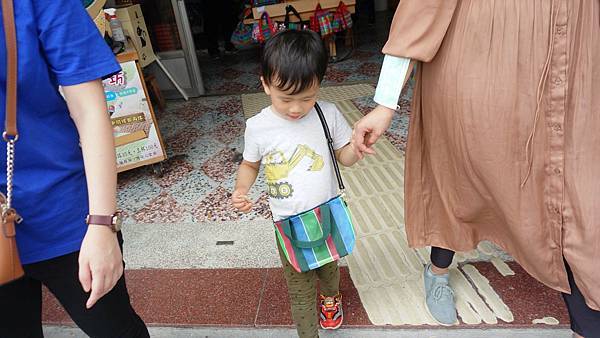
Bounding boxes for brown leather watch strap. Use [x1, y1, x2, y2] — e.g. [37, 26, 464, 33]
[2, 0, 18, 138]
[86, 211, 123, 233]
[86, 215, 114, 226]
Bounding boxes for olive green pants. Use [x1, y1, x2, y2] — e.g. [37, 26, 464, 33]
[277, 242, 340, 338]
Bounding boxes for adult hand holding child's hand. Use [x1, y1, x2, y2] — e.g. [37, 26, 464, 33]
[352, 105, 395, 159]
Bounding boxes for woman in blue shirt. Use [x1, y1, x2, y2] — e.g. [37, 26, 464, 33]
[0, 0, 148, 336]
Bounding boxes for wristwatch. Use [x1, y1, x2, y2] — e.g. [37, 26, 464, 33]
[85, 211, 123, 232]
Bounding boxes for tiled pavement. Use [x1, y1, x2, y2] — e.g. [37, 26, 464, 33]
[41, 11, 572, 332]
[42, 264, 568, 328]
[44, 327, 573, 338]
[116, 89, 410, 226]
[42, 86, 570, 332]
[117, 9, 409, 225]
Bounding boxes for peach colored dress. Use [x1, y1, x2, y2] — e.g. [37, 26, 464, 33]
[384, 0, 600, 309]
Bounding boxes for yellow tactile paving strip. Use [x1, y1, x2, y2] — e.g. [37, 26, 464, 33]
[242, 85, 515, 326]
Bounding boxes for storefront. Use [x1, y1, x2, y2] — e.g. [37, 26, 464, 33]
[104, 0, 374, 99]
[139, 0, 205, 98]
[89, 0, 381, 172]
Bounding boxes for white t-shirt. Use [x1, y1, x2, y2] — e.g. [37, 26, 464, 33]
[243, 101, 352, 221]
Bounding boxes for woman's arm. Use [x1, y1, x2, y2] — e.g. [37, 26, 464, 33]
[353, 56, 416, 158]
[373, 55, 414, 110]
[62, 79, 122, 309]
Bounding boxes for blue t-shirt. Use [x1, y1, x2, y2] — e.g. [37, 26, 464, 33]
[0, 0, 121, 264]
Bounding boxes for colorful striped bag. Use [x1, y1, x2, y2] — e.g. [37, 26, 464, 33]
[231, 21, 254, 47]
[313, 3, 334, 37]
[274, 103, 356, 273]
[332, 1, 353, 33]
[253, 11, 276, 43]
[337, 1, 353, 30]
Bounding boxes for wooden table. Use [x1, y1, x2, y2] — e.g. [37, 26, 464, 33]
[116, 45, 139, 64]
[244, 0, 356, 24]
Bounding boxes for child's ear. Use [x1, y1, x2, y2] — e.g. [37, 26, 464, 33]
[260, 76, 271, 95]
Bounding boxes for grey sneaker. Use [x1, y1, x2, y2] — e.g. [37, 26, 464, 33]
[424, 263, 458, 325]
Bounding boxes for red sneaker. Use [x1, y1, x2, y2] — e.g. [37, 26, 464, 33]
[319, 293, 343, 330]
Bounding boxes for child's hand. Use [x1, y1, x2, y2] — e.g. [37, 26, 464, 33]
[232, 189, 253, 213]
[335, 141, 361, 167]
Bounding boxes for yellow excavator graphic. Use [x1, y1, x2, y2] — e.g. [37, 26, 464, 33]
[264, 145, 324, 199]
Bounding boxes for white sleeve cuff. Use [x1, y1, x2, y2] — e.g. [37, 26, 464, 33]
[373, 55, 411, 110]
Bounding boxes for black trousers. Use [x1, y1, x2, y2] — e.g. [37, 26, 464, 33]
[0, 233, 148, 338]
[430, 246, 600, 337]
[562, 262, 600, 337]
[430, 246, 455, 269]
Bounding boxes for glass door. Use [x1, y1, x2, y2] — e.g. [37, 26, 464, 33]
[140, 0, 205, 98]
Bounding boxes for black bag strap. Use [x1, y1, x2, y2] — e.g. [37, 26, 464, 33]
[314, 103, 345, 192]
[284, 4, 304, 26]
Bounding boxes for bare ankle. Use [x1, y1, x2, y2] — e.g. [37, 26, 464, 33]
[431, 264, 449, 276]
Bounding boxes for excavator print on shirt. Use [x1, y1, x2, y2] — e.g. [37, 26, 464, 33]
[264, 145, 324, 199]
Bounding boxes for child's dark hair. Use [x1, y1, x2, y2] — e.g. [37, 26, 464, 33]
[261, 30, 328, 95]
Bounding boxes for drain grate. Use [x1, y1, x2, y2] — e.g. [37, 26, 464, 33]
[216, 241, 235, 246]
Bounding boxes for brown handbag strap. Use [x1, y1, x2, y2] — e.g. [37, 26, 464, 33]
[1, 0, 17, 213]
[2, 0, 17, 139]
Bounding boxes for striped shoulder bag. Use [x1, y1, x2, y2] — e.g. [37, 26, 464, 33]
[274, 103, 356, 273]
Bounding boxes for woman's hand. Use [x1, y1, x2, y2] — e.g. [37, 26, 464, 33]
[352, 105, 396, 159]
[78, 226, 123, 309]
